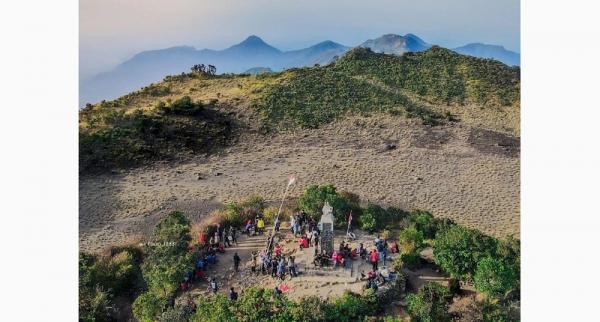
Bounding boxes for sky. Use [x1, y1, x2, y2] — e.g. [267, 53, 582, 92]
[80, 0, 520, 79]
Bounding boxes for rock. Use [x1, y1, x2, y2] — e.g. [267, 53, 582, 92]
[386, 144, 397, 151]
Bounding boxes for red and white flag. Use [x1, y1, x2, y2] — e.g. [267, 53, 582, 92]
[287, 174, 297, 187]
[348, 211, 353, 225]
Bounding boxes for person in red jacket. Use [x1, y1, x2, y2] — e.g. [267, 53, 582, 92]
[299, 235, 309, 250]
[370, 249, 379, 271]
[199, 232, 207, 245]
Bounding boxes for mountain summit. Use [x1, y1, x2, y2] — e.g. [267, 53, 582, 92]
[224, 35, 282, 55]
[359, 34, 431, 55]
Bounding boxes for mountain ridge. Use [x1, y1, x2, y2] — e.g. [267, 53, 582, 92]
[81, 34, 519, 106]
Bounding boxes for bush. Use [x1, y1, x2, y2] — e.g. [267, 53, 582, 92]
[360, 203, 387, 232]
[233, 287, 294, 321]
[405, 282, 452, 322]
[262, 206, 278, 224]
[192, 293, 235, 322]
[398, 225, 424, 255]
[297, 184, 349, 225]
[288, 296, 328, 322]
[474, 257, 519, 298]
[79, 285, 114, 322]
[133, 211, 195, 321]
[360, 211, 377, 233]
[400, 252, 422, 270]
[409, 210, 438, 239]
[324, 289, 379, 322]
[132, 291, 168, 322]
[79, 248, 143, 321]
[158, 96, 204, 115]
[433, 225, 497, 280]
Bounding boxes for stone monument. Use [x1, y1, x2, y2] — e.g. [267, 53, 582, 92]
[318, 201, 334, 255]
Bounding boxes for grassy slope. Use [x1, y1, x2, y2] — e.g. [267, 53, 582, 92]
[79, 47, 520, 172]
[255, 46, 520, 131]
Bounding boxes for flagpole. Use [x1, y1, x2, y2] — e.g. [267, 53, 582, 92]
[267, 175, 296, 253]
[346, 210, 352, 238]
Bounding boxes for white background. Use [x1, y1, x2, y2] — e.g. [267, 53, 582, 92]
[0, 0, 599, 320]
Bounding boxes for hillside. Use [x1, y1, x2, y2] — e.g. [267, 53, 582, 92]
[80, 47, 520, 172]
[80, 47, 520, 248]
[257, 46, 520, 130]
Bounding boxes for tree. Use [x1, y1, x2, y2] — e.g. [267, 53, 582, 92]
[324, 289, 378, 322]
[360, 211, 376, 233]
[359, 203, 386, 232]
[132, 292, 168, 322]
[405, 283, 452, 322]
[297, 184, 348, 224]
[288, 296, 327, 322]
[207, 64, 217, 75]
[410, 209, 438, 239]
[191, 64, 206, 73]
[474, 257, 519, 298]
[133, 211, 194, 322]
[192, 294, 235, 322]
[433, 225, 497, 280]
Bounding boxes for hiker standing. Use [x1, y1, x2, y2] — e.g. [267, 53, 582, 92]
[370, 249, 379, 271]
[277, 257, 286, 280]
[251, 251, 258, 273]
[274, 217, 281, 232]
[210, 278, 218, 294]
[229, 287, 238, 301]
[287, 256, 297, 278]
[257, 218, 265, 235]
[233, 252, 241, 272]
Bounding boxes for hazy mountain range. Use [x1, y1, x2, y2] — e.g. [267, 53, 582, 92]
[80, 34, 519, 106]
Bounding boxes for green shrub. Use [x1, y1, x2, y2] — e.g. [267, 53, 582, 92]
[159, 96, 204, 116]
[132, 291, 168, 322]
[409, 210, 438, 239]
[192, 293, 235, 322]
[398, 225, 425, 255]
[79, 285, 114, 322]
[297, 184, 349, 225]
[289, 296, 327, 322]
[79, 249, 143, 321]
[325, 289, 379, 322]
[133, 211, 194, 321]
[400, 252, 422, 270]
[433, 225, 497, 280]
[360, 211, 377, 233]
[474, 257, 519, 298]
[233, 287, 294, 321]
[405, 282, 452, 322]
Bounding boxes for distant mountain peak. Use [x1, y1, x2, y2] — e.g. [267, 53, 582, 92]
[359, 33, 431, 55]
[310, 40, 347, 50]
[241, 35, 266, 45]
[453, 43, 520, 66]
[226, 35, 281, 54]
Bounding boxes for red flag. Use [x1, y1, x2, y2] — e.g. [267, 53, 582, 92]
[348, 211, 353, 225]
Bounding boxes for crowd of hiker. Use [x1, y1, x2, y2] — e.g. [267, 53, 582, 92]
[178, 209, 402, 298]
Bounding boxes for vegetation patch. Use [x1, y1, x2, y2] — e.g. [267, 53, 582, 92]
[79, 96, 233, 173]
